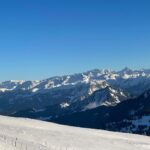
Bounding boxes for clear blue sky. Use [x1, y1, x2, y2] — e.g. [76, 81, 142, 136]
[0, 0, 150, 81]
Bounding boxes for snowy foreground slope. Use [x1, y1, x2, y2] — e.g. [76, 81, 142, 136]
[0, 116, 150, 150]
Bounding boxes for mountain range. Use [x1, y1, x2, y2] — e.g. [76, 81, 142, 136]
[0, 68, 150, 135]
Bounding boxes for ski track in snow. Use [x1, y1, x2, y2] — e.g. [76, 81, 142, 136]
[0, 115, 149, 150]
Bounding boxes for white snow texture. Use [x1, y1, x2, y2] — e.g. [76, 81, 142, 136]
[0, 115, 149, 150]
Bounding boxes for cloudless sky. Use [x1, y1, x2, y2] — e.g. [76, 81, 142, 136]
[0, 0, 150, 81]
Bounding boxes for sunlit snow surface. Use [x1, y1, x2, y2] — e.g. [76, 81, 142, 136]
[0, 115, 150, 150]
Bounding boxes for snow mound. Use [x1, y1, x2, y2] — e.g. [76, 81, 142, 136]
[0, 115, 149, 150]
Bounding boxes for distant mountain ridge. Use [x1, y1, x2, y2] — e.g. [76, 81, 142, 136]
[0, 68, 150, 135]
[1, 68, 150, 95]
[0, 68, 150, 112]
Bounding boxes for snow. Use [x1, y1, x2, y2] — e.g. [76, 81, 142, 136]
[84, 102, 98, 110]
[110, 93, 120, 102]
[0, 115, 149, 150]
[60, 102, 70, 108]
[62, 76, 71, 85]
[32, 88, 39, 92]
[82, 73, 92, 83]
[0, 88, 7, 92]
[109, 87, 117, 94]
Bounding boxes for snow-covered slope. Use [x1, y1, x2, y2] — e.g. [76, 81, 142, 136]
[0, 115, 149, 150]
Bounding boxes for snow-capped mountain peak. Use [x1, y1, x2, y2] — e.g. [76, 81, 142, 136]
[0, 68, 150, 117]
[1, 68, 150, 93]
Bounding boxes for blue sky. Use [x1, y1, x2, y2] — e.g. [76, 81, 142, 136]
[0, 0, 150, 81]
